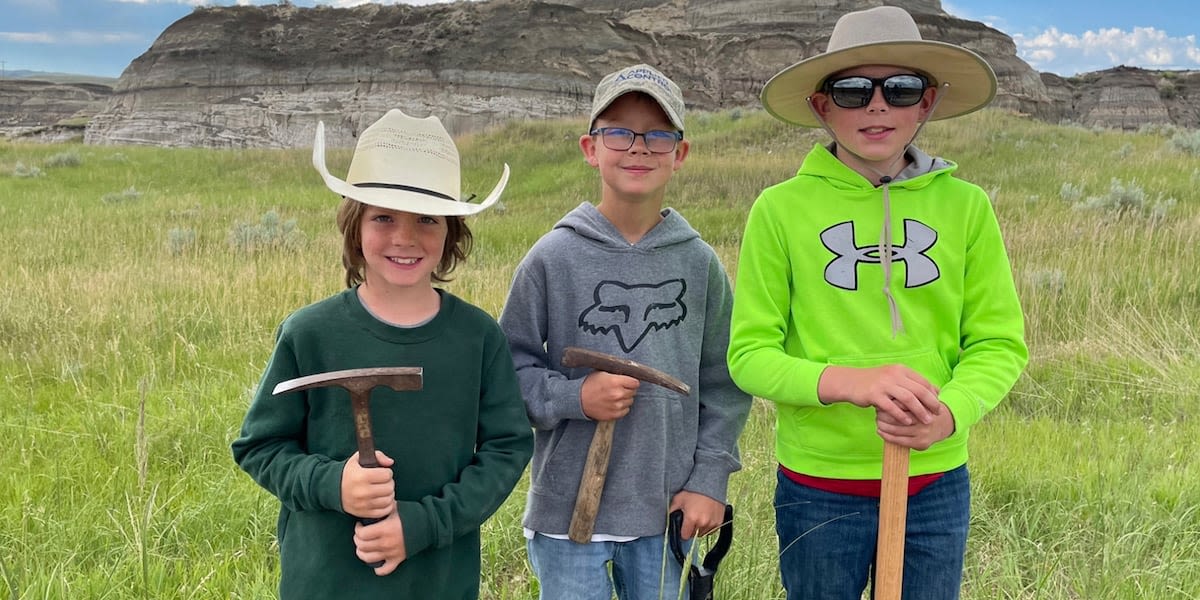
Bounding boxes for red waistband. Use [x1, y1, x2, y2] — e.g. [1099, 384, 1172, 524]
[779, 464, 944, 498]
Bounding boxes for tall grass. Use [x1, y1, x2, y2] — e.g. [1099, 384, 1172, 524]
[1, 108, 1197, 599]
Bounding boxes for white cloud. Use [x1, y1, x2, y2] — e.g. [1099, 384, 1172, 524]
[1014, 26, 1200, 75]
[0, 30, 142, 45]
[0, 32, 56, 44]
[1026, 49, 1057, 64]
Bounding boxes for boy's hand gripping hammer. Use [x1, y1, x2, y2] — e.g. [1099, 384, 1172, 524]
[560, 347, 690, 544]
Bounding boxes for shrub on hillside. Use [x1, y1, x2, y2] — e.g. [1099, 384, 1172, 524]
[1168, 129, 1200, 155]
[1157, 78, 1178, 99]
[11, 162, 45, 178]
[101, 186, 141, 204]
[1059, 182, 1084, 203]
[167, 227, 197, 256]
[45, 151, 83, 168]
[228, 210, 305, 254]
[1072, 178, 1176, 224]
[1137, 123, 1179, 137]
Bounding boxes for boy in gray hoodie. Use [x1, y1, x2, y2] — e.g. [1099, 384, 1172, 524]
[499, 64, 751, 600]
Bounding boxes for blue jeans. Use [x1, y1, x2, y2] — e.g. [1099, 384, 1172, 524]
[527, 533, 690, 600]
[775, 465, 970, 600]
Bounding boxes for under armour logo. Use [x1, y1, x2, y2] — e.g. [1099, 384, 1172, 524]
[821, 220, 940, 290]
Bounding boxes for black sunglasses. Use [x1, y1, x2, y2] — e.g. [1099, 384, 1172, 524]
[821, 74, 930, 109]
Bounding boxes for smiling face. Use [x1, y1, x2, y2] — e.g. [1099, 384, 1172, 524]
[811, 64, 936, 181]
[580, 92, 689, 208]
[357, 204, 448, 294]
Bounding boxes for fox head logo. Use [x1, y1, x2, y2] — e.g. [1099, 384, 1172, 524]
[578, 279, 687, 352]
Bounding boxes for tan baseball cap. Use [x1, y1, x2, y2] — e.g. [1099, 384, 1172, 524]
[589, 64, 686, 132]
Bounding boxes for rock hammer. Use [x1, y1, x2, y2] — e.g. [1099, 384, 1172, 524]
[560, 346, 690, 544]
[272, 366, 423, 567]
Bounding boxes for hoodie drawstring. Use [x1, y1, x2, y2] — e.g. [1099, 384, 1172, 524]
[805, 82, 950, 337]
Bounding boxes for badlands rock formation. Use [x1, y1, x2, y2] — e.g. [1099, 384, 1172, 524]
[78, 0, 1038, 147]
[63, 0, 1200, 148]
[0, 79, 111, 140]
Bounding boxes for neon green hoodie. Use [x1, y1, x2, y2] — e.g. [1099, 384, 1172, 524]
[728, 143, 1027, 479]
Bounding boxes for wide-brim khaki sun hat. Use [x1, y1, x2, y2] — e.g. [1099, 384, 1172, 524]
[313, 109, 508, 216]
[761, 6, 997, 128]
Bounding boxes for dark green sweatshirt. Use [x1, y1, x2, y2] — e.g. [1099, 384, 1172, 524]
[232, 288, 533, 599]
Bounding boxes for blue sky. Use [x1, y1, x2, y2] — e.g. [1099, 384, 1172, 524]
[2, 0, 1198, 79]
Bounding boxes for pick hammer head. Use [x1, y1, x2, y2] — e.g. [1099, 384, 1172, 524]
[560, 346, 689, 396]
[272, 366, 424, 396]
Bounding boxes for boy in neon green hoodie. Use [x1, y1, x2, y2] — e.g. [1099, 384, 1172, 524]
[727, 6, 1028, 599]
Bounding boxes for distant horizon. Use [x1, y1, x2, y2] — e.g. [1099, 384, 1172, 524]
[2, 68, 118, 80]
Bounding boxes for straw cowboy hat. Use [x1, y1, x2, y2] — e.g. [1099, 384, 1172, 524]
[313, 109, 508, 216]
[761, 5, 997, 127]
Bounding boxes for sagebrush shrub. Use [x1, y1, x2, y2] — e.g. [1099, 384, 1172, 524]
[45, 151, 82, 168]
[1059, 182, 1084, 203]
[1072, 178, 1175, 223]
[1168, 130, 1200, 155]
[101, 186, 141, 204]
[167, 227, 197, 256]
[228, 210, 306, 253]
[12, 162, 44, 178]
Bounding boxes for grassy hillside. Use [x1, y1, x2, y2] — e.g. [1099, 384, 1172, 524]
[1, 108, 1197, 599]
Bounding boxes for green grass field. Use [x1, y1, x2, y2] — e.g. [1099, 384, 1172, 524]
[2, 108, 1198, 599]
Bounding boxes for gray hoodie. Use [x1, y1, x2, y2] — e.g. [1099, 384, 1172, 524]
[500, 202, 751, 538]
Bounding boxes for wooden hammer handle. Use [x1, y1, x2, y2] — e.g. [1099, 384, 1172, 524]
[875, 440, 910, 600]
[559, 347, 689, 544]
[568, 419, 616, 543]
[350, 389, 385, 567]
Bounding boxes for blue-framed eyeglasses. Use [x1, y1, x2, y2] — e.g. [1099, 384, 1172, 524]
[589, 127, 683, 153]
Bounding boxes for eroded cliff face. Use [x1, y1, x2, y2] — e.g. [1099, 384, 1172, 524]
[1, 80, 111, 140]
[87, 2, 622, 147]
[79, 0, 1193, 148]
[1059, 67, 1199, 130]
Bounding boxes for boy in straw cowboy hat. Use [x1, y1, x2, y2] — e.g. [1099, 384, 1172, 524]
[233, 109, 533, 600]
[727, 6, 1027, 599]
[499, 64, 750, 599]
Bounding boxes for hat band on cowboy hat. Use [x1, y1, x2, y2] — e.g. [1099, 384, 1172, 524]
[760, 6, 997, 128]
[313, 109, 509, 216]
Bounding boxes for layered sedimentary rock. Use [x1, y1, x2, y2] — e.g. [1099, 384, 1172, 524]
[1070, 67, 1198, 130]
[79, 0, 1196, 148]
[0, 79, 111, 139]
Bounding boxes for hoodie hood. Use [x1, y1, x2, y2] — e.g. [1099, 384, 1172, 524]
[811, 142, 954, 189]
[553, 202, 701, 251]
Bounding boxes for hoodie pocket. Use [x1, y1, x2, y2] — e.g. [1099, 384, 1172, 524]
[533, 418, 596, 499]
[829, 347, 952, 388]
